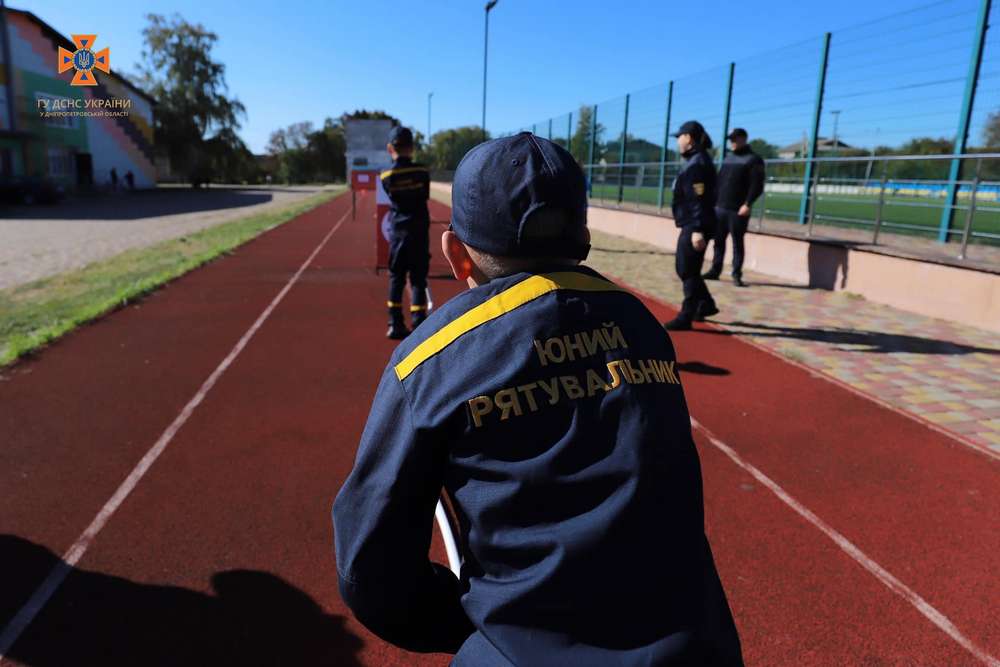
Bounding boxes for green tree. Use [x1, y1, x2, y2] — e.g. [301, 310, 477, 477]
[424, 126, 488, 171]
[136, 14, 246, 186]
[570, 105, 604, 164]
[265, 111, 403, 184]
[749, 138, 779, 159]
[982, 109, 1000, 148]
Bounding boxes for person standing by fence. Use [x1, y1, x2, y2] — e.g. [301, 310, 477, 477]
[664, 121, 720, 331]
[704, 128, 764, 287]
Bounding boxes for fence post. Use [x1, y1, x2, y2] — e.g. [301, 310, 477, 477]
[806, 165, 820, 236]
[547, 118, 552, 140]
[657, 81, 674, 211]
[872, 161, 888, 245]
[799, 32, 831, 225]
[587, 104, 597, 195]
[938, 0, 991, 243]
[720, 62, 735, 162]
[958, 158, 982, 259]
[617, 94, 630, 204]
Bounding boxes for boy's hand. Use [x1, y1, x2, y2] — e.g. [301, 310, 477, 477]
[691, 232, 706, 252]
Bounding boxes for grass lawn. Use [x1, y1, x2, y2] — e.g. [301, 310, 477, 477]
[0, 187, 343, 367]
[589, 183, 1000, 242]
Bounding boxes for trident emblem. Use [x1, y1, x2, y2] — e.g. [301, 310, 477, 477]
[57, 35, 110, 86]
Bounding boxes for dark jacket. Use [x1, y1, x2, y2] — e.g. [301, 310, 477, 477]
[717, 147, 765, 212]
[380, 156, 430, 236]
[671, 148, 718, 233]
[333, 266, 744, 666]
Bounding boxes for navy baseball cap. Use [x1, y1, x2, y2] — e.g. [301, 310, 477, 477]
[450, 132, 590, 260]
[673, 120, 706, 138]
[388, 126, 414, 146]
[727, 127, 748, 140]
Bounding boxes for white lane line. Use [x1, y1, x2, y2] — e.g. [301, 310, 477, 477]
[0, 201, 352, 662]
[691, 417, 999, 667]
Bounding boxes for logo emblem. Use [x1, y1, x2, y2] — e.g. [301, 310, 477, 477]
[57, 35, 109, 86]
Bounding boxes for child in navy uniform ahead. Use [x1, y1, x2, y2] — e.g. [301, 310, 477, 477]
[381, 126, 431, 339]
[334, 133, 744, 666]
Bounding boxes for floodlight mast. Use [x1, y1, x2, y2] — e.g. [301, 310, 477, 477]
[482, 1, 499, 143]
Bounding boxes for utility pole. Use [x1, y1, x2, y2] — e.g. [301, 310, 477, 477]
[831, 110, 842, 156]
[481, 0, 498, 143]
[427, 92, 433, 148]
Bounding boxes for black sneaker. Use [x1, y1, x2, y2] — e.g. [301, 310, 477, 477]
[702, 271, 721, 281]
[695, 302, 720, 322]
[387, 324, 410, 340]
[733, 277, 747, 287]
[664, 317, 693, 331]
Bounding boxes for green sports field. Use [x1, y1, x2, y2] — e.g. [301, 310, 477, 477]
[588, 184, 1000, 244]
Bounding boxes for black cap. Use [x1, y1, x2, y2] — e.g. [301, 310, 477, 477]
[450, 132, 590, 260]
[673, 120, 706, 138]
[727, 127, 748, 140]
[388, 125, 414, 147]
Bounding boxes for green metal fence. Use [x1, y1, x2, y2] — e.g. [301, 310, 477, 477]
[507, 0, 1000, 247]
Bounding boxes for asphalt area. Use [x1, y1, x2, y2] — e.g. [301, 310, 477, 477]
[1, 191, 997, 666]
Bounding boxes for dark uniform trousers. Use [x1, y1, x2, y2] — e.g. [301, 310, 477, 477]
[388, 230, 429, 325]
[676, 226, 716, 319]
[710, 208, 750, 279]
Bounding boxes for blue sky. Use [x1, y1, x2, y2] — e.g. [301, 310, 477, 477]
[18, 0, 1000, 153]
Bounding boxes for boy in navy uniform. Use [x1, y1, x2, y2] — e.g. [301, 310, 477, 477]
[334, 133, 743, 665]
[381, 126, 431, 339]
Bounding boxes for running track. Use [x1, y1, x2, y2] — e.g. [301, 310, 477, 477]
[1, 192, 997, 666]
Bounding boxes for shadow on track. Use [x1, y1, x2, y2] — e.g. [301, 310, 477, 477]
[708, 321, 1000, 356]
[0, 188, 278, 222]
[0, 534, 364, 666]
[676, 361, 731, 376]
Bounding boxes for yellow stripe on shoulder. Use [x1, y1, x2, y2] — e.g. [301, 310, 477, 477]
[394, 272, 625, 381]
[381, 166, 429, 180]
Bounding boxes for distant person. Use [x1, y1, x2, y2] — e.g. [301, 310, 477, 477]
[704, 128, 765, 287]
[334, 133, 744, 665]
[664, 120, 719, 331]
[125, 170, 135, 191]
[109, 167, 118, 192]
[380, 126, 431, 339]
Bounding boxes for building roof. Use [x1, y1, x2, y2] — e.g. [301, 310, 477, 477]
[779, 137, 853, 153]
[5, 7, 157, 105]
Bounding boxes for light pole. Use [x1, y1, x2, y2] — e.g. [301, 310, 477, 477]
[482, 0, 498, 143]
[427, 92, 433, 149]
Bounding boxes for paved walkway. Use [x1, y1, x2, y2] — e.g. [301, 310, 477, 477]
[586, 230, 1000, 455]
[0, 185, 334, 291]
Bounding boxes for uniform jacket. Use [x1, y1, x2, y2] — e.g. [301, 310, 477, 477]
[333, 266, 744, 666]
[381, 156, 430, 236]
[717, 147, 765, 212]
[671, 148, 718, 233]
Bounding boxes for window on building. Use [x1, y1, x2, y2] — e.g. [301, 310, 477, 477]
[47, 147, 73, 178]
[35, 93, 78, 130]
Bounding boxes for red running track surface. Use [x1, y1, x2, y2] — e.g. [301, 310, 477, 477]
[0, 191, 996, 666]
